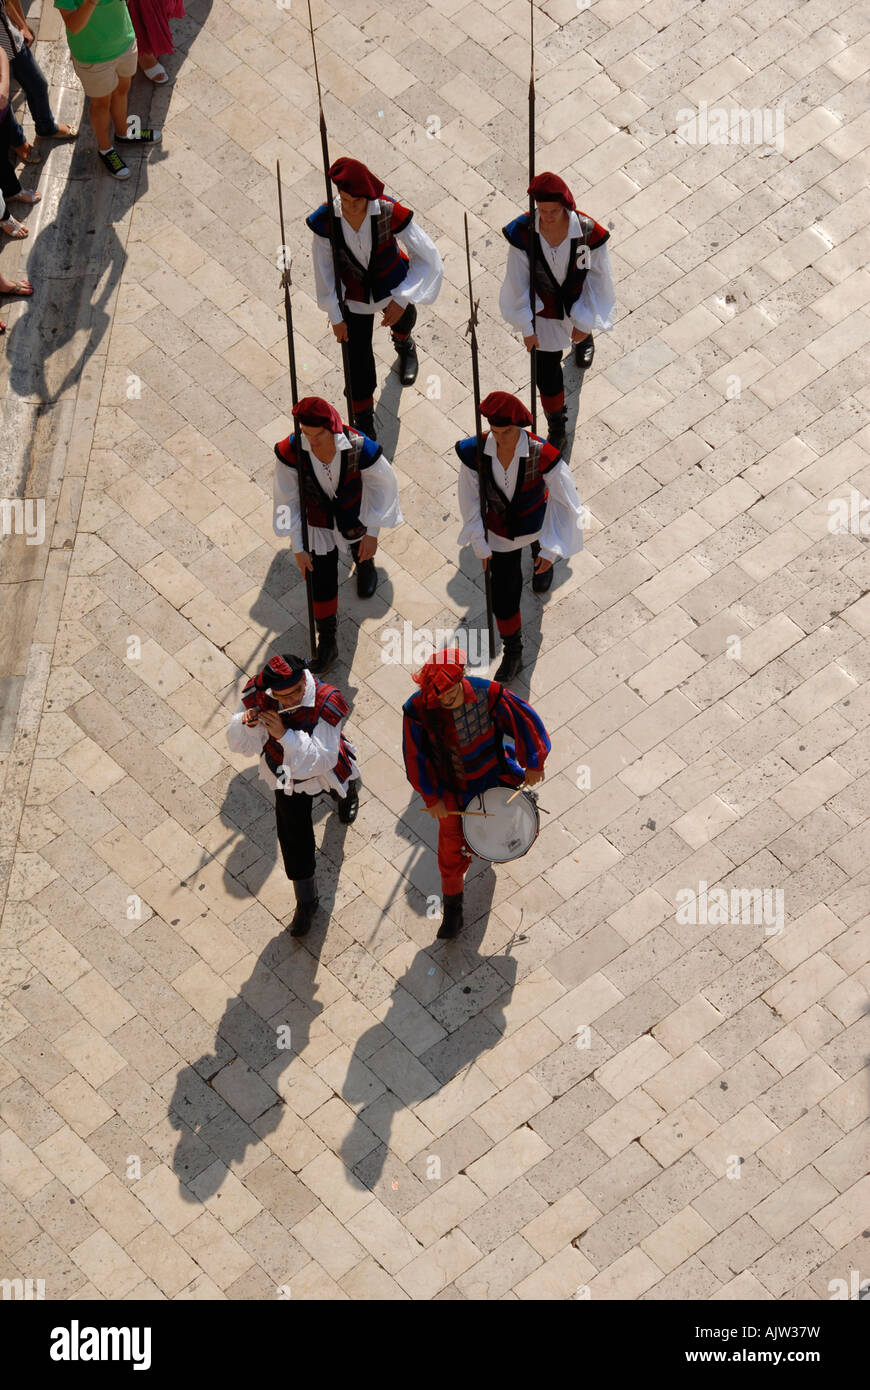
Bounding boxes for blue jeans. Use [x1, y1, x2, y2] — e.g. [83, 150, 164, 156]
[9, 43, 59, 145]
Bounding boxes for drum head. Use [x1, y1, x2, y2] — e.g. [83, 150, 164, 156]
[462, 785, 540, 863]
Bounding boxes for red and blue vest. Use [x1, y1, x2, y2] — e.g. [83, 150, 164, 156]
[455, 432, 560, 540]
[274, 429, 382, 539]
[248, 677, 355, 784]
[503, 211, 609, 320]
[307, 197, 413, 304]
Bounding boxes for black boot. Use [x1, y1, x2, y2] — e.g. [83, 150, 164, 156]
[437, 891, 464, 940]
[574, 335, 595, 370]
[288, 877, 319, 937]
[351, 543, 377, 599]
[393, 335, 418, 386]
[338, 777, 360, 824]
[354, 409, 376, 440]
[545, 409, 568, 451]
[494, 633, 523, 682]
[532, 558, 555, 593]
[308, 618, 338, 675]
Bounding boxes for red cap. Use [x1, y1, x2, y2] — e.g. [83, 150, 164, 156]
[329, 158, 384, 199]
[527, 172, 576, 210]
[479, 391, 534, 427]
[413, 648, 473, 707]
[292, 397, 344, 432]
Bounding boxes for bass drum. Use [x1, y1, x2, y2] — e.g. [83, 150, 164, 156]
[461, 785, 540, 863]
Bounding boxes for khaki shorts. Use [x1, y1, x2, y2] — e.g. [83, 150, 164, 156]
[72, 41, 138, 99]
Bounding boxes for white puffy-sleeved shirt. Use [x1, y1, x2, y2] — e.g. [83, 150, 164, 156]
[500, 208, 616, 353]
[273, 429, 403, 556]
[457, 430, 585, 565]
[225, 670, 360, 796]
[312, 196, 444, 324]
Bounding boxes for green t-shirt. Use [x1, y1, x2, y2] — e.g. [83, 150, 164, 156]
[55, 0, 135, 64]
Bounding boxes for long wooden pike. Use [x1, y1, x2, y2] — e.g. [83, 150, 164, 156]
[463, 212, 496, 662]
[306, 0, 356, 427]
[528, 0, 538, 433]
[277, 161, 317, 659]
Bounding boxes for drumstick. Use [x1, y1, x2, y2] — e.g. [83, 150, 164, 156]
[506, 783, 550, 812]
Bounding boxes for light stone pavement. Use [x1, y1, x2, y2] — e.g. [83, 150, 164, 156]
[1, 0, 869, 1302]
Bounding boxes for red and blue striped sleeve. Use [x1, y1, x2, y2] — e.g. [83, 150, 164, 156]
[402, 698, 442, 806]
[491, 687, 550, 771]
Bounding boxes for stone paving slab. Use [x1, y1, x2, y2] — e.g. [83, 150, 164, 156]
[1, 0, 869, 1302]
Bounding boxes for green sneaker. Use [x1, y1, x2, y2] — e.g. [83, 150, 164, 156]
[99, 148, 130, 180]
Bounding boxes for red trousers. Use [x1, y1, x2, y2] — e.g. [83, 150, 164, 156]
[434, 793, 473, 895]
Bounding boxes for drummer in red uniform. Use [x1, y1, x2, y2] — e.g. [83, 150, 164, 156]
[402, 647, 550, 939]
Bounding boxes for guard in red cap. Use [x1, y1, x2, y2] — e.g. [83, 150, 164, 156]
[307, 158, 444, 436]
[227, 653, 360, 937]
[273, 397, 402, 673]
[501, 172, 615, 449]
[454, 391, 585, 680]
[402, 647, 550, 938]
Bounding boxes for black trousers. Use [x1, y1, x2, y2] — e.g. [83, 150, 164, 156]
[274, 790, 317, 882]
[311, 546, 339, 622]
[0, 110, 22, 212]
[344, 302, 417, 411]
[535, 348, 565, 412]
[490, 547, 524, 636]
[310, 541, 364, 624]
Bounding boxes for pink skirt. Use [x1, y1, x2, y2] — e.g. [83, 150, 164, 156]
[126, 0, 185, 59]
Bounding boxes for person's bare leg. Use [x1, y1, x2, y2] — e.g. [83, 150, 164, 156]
[139, 51, 157, 70]
[109, 75, 131, 142]
[88, 93, 112, 150]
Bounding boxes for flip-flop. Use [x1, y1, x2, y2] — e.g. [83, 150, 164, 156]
[41, 125, 78, 139]
[0, 279, 34, 296]
[9, 190, 41, 205]
[0, 217, 28, 239]
[142, 63, 169, 83]
[13, 145, 41, 164]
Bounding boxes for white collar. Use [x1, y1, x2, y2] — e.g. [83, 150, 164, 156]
[484, 429, 529, 466]
[334, 196, 380, 224]
[534, 208, 581, 241]
[300, 431, 351, 462]
[267, 668, 315, 709]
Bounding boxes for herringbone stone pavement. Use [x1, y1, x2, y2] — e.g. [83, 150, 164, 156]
[1, 0, 869, 1301]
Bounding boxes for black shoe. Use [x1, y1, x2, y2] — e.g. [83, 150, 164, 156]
[354, 410, 376, 440]
[532, 561, 555, 593]
[545, 409, 568, 451]
[574, 336, 594, 370]
[494, 636, 523, 682]
[98, 148, 130, 180]
[309, 621, 338, 675]
[115, 127, 162, 144]
[437, 892, 464, 939]
[355, 557, 377, 598]
[394, 336, 418, 386]
[338, 778, 360, 824]
[288, 898, 319, 937]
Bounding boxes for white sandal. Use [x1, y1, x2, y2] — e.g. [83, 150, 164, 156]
[0, 216, 28, 239]
[142, 63, 169, 83]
